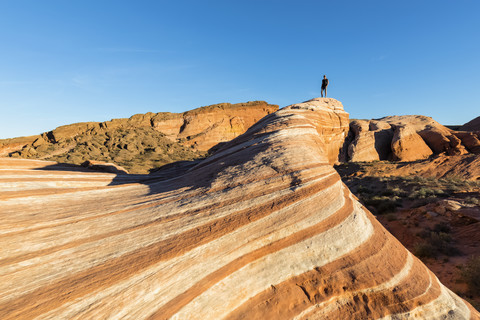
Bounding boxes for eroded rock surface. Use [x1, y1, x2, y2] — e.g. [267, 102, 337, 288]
[0, 98, 478, 319]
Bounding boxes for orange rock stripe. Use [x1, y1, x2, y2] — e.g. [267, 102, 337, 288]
[224, 210, 397, 319]
[0, 173, 340, 319]
[225, 213, 441, 320]
[0, 171, 333, 269]
[311, 264, 441, 320]
[146, 187, 353, 320]
[0, 162, 325, 236]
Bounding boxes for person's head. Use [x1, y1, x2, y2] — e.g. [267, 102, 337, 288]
[323, 75, 326, 79]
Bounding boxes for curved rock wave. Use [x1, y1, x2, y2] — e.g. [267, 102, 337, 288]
[0, 98, 478, 319]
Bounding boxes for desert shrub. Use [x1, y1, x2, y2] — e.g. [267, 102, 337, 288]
[357, 185, 372, 194]
[433, 222, 451, 233]
[409, 187, 444, 199]
[461, 256, 480, 295]
[443, 176, 465, 186]
[413, 242, 436, 258]
[409, 176, 430, 185]
[382, 186, 406, 197]
[429, 232, 459, 256]
[414, 230, 459, 258]
[465, 197, 480, 205]
[364, 196, 399, 214]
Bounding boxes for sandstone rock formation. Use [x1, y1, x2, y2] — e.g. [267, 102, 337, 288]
[1, 98, 477, 319]
[0, 135, 40, 157]
[345, 115, 480, 162]
[460, 116, 480, 132]
[347, 120, 393, 161]
[0, 101, 278, 173]
[391, 125, 433, 161]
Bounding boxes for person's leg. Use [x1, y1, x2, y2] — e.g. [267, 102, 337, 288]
[325, 87, 327, 97]
[321, 87, 324, 97]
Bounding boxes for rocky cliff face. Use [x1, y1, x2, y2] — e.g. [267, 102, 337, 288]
[344, 115, 480, 162]
[0, 101, 278, 173]
[1, 98, 477, 319]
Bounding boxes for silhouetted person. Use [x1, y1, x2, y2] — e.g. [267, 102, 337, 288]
[321, 75, 329, 97]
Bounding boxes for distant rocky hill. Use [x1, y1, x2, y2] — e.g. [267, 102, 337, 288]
[0, 101, 278, 173]
[460, 116, 480, 132]
[342, 115, 480, 163]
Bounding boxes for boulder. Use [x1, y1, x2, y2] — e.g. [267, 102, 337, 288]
[391, 125, 432, 161]
[347, 120, 393, 161]
[419, 128, 468, 155]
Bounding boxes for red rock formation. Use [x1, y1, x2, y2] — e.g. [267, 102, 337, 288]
[347, 120, 393, 161]
[346, 115, 478, 162]
[0, 135, 40, 157]
[454, 131, 480, 154]
[0, 101, 278, 156]
[460, 116, 480, 132]
[0, 98, 477, 319]
[391, 125, 433, 161]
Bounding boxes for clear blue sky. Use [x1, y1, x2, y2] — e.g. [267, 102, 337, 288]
[1, 0, 479, 139]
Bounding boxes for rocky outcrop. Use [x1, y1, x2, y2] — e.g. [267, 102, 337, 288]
[283, 98, 349, 164]
[1, 101, 278, 173]
[345, 115, 479, 162]
[347, 120, 393, 161]
[454, 131, 480, 154]
[459, 116, 480, 132]
[391, 125, 433, 161]
[0, 135, 40, 157]
[1, 98, 477, 319]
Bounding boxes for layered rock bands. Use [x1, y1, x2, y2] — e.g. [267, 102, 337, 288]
[0, 98, 478, 319]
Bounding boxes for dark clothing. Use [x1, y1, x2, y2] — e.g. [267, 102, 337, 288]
[321, 77, 329, 97]
[321, 78, 329, 88]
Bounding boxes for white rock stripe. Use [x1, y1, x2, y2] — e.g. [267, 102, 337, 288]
[34, 178, 344, 319]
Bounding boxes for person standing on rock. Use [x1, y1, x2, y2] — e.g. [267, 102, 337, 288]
[321, 75, 329, 97]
